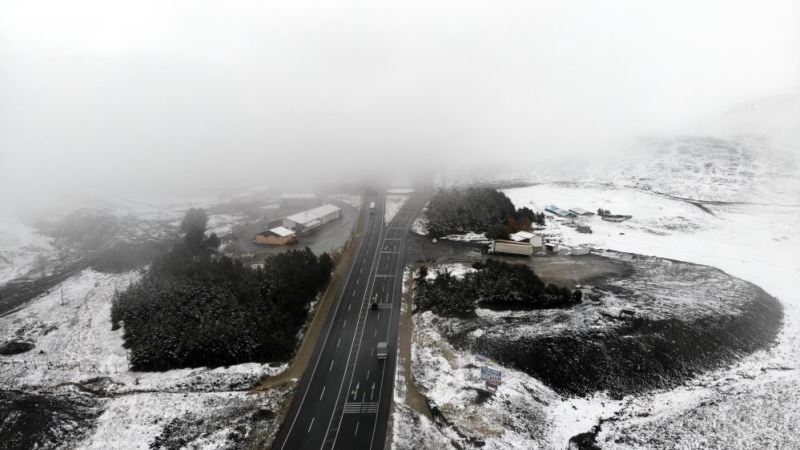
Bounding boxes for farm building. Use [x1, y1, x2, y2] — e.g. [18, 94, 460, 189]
[544, 205, 575, 218]
[282, 204, 342, 233]
[509, 231, 544, 248]
[255, 226, 297, 245]
[569, 207, 594, 216]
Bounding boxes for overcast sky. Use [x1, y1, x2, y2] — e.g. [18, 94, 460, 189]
[1, 0, 798, 215]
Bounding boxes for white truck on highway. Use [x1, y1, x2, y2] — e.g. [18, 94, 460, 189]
[369, 201, 376, 213]
[376, 342, 388, 359]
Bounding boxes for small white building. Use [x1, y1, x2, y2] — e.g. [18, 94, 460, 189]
[509, 231, 535, 242]
[282, 204, 342, 233]
[509, 230, 544, 248]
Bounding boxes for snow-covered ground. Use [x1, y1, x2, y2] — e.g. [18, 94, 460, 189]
[502, 183, 800, 367]
[506, 182, 800, 447]
[80, 386, 291, 450]
[385, 194, 409, 224]
[0, 219, 57, 285]
[0, 268, 289, 448]
[206, 213, 245, 237]
[393, 305, 623, 450]
[395, 140, 800, 448]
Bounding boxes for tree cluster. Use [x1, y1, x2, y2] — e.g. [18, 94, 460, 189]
[415, 259, 582, 316]
[426, 188, 545, 239]
[111, 209, 333, 371]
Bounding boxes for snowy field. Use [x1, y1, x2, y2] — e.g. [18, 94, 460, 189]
[502, 183, 800, 368]
[0, 219, 57, 285]
[392, 304, 623, 450]
[394, 143, 800, 448]
[205, 213, 246, 237]
[394, 182, 799, 448]
[505, 182, 800, 448]
[385, 194, 409, 224]
[0, 267, 289, 448]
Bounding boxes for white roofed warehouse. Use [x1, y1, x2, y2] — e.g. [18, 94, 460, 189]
[282, 204, 342, 233]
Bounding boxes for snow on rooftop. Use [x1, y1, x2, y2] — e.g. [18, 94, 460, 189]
[269, 226, 295, 237]
[510, 231, 535, 241]
[569, 207, 591, 215]
[284, 204, 341, 225]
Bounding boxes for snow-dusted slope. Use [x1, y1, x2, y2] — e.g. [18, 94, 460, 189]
[592, 136, 800, 204]
[395, 136, 800, 449]
[0, 219, 57, 285]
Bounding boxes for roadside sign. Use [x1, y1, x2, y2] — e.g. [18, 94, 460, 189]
[480, 366, 502, 381]
[475, 354, 489, 362]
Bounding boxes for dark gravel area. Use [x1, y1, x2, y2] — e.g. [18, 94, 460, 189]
[0, 389, 102, 450]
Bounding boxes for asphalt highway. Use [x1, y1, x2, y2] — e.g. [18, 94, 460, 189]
[273, 190, 425, 450]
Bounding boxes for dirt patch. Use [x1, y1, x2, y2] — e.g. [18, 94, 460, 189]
[0, 389, 102, 450]
[397, 265, 434, 420]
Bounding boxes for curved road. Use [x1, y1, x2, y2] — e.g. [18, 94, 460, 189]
[273, 190, 425, 450]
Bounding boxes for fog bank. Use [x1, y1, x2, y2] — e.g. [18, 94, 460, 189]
[1, 0, 798, 216]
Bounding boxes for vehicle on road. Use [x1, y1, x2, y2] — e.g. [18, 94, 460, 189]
[371, 302, 378, 310]
[369, 201, 376, 213]
[377, 342, 388, 359]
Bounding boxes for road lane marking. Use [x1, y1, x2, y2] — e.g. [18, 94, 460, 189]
[366, 369, 370, 380]
[343, 319, 347, 328]
[320, 386, 325, 400]
[276, 196, 374, 449]
[354, 421, 359, 436]
[330, 360, 334, 371]
[374, 328, 377, 337]
[347, 303, 351, 311]
[337, 338, 341, 348]
[326, 197, 389, 447]
[308, 417, 314, 433]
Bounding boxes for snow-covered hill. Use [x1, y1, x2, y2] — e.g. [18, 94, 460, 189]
[394, 133, 800, 449]
[592, 135, 800, 204]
